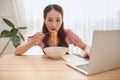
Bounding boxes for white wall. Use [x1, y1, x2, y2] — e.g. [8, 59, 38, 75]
[0, 0, 17, 56]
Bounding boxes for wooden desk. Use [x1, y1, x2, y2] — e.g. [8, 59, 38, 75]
[0, 55, 120, 80]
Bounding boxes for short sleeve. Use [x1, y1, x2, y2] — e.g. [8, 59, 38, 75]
[65, 29, 82, 46]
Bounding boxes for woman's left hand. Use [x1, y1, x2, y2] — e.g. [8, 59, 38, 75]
[84, 46, 90, 58]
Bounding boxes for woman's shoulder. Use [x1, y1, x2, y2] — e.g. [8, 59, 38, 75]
[65, 29, 73, 33]
[64, 28, 81, 46]
[65, 29, 77, 36]
[64, 28, 79, 38]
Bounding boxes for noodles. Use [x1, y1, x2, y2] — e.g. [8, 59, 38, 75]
[51, 31, 57, 46]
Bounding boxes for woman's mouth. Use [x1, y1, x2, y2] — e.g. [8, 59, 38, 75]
[51, 28, 56, 31]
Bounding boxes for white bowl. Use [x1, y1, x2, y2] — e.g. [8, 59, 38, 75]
[43, 47, 68, 59]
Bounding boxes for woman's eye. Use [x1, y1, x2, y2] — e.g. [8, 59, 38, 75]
[48, 19, 52, 22]
[56, 20, 60, 22]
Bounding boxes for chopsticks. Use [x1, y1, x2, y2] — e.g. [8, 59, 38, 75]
[28, 32, 49, 38]
[28, 31, 57, 46]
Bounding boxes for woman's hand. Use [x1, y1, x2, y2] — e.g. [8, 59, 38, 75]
[83, 46, 90, 58]
[78, 41, 90, 58]
[30, 32, 44, 46]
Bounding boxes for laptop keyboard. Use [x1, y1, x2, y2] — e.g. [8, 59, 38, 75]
[76, 64, 89, 72]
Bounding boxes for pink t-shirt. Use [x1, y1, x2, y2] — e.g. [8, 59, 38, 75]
[65, 29, 81, 46]
[28, 29, 81, 49]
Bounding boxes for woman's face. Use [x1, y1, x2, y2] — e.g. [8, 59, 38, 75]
[45, 9, 62, 33]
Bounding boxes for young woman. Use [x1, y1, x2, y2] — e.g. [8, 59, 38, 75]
[15, 4, 90, 57]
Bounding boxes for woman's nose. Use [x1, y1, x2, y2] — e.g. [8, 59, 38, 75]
[52, 21, 57, 27]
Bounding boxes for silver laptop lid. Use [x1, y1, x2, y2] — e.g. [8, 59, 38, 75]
[88, 30, 120, 75]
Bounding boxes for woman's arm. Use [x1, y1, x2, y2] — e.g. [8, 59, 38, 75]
[65, 29, 90, 57]
[15, 32, 43, 55]
[78, 41, 90, 58]
[15, 40, 35, 56]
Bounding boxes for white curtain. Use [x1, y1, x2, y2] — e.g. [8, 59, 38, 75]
[13, 0, 120, 54]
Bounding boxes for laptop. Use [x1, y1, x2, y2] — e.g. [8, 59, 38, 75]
[66, 30, 120, 75]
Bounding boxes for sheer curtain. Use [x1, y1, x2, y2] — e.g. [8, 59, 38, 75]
[13, 0, 120, 54]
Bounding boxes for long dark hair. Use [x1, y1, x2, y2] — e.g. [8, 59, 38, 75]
[42, 4, 68, 48]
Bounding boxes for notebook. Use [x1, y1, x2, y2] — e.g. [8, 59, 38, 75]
[66, 30, 120, 75]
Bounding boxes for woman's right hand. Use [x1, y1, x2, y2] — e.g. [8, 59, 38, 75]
[30, 32, 44, 46]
